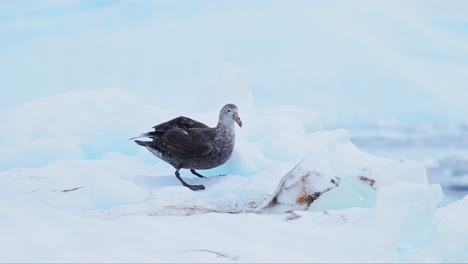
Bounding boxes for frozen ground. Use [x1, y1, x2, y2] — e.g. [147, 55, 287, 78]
[0, 88, 467, 262]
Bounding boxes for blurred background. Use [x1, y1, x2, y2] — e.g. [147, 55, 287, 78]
[1, 0, 467, 204]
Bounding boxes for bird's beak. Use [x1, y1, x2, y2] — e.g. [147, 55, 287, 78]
[233, 112, 242, 127]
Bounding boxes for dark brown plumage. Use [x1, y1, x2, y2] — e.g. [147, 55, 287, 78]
[132, 104, 242, 191]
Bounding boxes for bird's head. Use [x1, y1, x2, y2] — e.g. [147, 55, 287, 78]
[220, 104, 242, 127]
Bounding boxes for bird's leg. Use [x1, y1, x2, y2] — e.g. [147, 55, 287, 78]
[190, 169, 227, 178]
[190, 169, 207, 178]
[175, 169, 205, 191]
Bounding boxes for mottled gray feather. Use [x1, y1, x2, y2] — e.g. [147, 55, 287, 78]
[133, 104, 240, 170]
[154, 128, 216, 157]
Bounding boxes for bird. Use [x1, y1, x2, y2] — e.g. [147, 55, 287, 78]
[132, 104, 242, 191]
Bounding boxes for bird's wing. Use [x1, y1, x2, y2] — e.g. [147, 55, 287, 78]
[154, 128, 216, 156]
[153, 116, 209, 134]
[132, 117, 210, 141]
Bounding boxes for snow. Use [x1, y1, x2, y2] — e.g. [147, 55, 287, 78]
[1, 88, 467, 262]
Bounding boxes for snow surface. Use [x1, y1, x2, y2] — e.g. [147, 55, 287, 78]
[0, 88, 467, 262]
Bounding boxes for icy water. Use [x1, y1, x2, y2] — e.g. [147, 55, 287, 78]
[349, 125, 468, 206]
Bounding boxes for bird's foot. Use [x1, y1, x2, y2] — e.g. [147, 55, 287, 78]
[185, 184, 205, 191]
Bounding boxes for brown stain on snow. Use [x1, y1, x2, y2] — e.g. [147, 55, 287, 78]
[359, 176, 376, 187]
[285, 210, 302, 221]
[296, 175, 321, 206]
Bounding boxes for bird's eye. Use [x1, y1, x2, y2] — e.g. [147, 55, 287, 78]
[227, 109, 231, 112]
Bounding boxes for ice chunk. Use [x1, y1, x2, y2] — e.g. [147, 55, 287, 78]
[260, 129, 430, 213]
[376, 182, 443, 245]
[0, 87, 166, 170]
[261, 162, 340, 213]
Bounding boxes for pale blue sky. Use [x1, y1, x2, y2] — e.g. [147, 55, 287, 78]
[1, 0, 468, 126]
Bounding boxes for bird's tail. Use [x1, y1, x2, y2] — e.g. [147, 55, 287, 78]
[134, 140, 151, 147]
[128, 132, 151, 140]
[134, 140, 163, 159]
